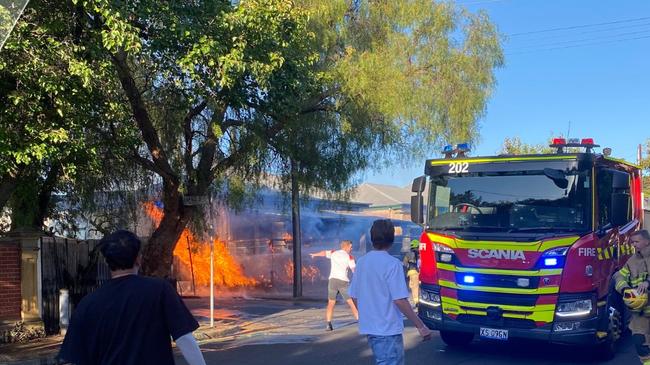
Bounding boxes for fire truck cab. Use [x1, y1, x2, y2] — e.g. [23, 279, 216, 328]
[411, 138, 643, 357]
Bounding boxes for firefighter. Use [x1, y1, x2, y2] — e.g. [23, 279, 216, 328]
[614, 229, 650, 365]
[403, 239, 420, 305]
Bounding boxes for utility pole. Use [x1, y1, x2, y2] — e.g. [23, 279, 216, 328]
[290, 159, 302, 298]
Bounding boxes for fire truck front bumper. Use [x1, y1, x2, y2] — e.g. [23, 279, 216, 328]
[418, 302, 608, 346]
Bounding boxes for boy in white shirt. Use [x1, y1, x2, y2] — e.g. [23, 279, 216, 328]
[349, 220, 432, 365]
[310, 240, 359, 330]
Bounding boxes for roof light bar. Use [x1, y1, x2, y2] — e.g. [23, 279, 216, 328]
[549, 137, 600, 154]
[442, 143, 471, 158]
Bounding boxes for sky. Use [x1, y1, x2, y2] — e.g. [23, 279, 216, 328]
[365, 0, 650, 187]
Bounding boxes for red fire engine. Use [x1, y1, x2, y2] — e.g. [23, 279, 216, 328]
[411, 138, 643, 358]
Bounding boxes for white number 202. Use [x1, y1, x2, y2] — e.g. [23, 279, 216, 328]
[448, 162, 469, 174]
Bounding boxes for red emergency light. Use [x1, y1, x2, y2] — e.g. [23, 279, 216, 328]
[549, 137, 599, 154]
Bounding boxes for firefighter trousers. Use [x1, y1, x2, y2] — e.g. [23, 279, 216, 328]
[630, 313, 650, 365]
[407, 269, 419, 305]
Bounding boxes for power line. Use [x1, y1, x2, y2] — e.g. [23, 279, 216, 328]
[506, 34, 650, 55]
[506, 28, 650, 51]
[508, 16, 650, 37]
[505, 21, 650, 43]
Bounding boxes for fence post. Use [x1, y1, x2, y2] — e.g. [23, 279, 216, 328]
[59, 289, 70, 335]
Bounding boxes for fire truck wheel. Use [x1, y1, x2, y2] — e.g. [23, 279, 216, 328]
[595, 306, 623, 360]
[440, 330, 474, 347]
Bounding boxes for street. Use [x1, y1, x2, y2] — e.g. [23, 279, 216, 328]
[0, 296, 641, 365]
[179, 297, 640, 365]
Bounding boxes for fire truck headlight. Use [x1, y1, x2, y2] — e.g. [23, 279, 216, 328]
[439, 253, 453, 263]
[420, 291, 441, 307]
[433, 243, 454, 253]
[555, 299, 593, 318]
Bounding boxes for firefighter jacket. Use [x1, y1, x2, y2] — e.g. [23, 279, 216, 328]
[614, 245, 650, 314]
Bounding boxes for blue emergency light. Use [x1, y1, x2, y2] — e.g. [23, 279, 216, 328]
[456, 143, 471, 152]
[442, 145, 455, 153]
[544, 258, 558, 267]
[463, 275, 476, 284]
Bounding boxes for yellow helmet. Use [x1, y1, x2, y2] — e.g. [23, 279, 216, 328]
[623, 288, 648, 311]
[410, 239, 420, 249]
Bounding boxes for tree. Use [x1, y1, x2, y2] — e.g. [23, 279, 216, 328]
[499, 136, 554, 155]
[1, 0, 501, 277]
[272, 0, 504, 194]
[0, 0, 135, 232]
[63, 0, 503, 278]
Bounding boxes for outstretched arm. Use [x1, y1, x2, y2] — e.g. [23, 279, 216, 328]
[310, 250, 328, 258]
[394, 298, 432, 341]
[176, 333, 207, 365]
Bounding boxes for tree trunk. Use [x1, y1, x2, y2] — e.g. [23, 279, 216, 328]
[32, 163, 60, 229]
[0, 172, 18, 211]
[140, 180, 193, 278]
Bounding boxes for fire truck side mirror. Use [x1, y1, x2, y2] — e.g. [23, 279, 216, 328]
[611, 170, 630, 190]
[610, 193, 630, 227]
[411, 195, 424, 224]
[411, 176, 426, 193]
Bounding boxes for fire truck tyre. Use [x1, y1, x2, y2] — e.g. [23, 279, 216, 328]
[440, 330, 474, 347]
[595, 306, 623, 360]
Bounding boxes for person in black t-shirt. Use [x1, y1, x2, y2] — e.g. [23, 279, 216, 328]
[57, 230, 207, 365]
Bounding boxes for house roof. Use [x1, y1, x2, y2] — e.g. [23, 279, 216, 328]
[349, 183, 413, 207]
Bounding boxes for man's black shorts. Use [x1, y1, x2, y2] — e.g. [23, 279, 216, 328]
[328, 278, 351, 300]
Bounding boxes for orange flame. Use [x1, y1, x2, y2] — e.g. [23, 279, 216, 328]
[144, 202, 257, 288]
[284, 261, 321, 284]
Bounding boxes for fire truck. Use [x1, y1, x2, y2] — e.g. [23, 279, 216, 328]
[410, 138, 644, 357]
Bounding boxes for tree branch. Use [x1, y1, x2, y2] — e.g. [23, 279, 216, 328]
[110, 51, 179, 185]
[183, 100, 207, 181]
[195, 105, 225, 193]
[132, 153, 176, 182]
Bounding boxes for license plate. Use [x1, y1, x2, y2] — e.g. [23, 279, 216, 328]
[479, 327, 508, 341]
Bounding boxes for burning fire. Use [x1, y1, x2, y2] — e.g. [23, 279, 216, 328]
[144, 202, 257, 288]
[284, 261, 321, 284]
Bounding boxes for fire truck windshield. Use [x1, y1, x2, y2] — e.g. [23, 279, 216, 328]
[427, 170, 590, 234]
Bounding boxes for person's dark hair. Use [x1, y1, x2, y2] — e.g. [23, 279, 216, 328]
[99, 230, 142, 271]
[371, 219, 395, 250]
[631, 230, 650, 241]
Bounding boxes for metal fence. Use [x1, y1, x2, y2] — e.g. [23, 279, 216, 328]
[40, 237, 110, 335]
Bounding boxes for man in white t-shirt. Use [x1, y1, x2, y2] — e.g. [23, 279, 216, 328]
[310, 240, 359, 331]
[349, 220, 432, 365]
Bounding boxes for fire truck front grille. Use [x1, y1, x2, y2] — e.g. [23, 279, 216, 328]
[457, 314, 537, 329]
[457, 290, 538, 307]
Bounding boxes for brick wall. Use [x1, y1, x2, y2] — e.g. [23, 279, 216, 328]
[0, 243, 21, 320]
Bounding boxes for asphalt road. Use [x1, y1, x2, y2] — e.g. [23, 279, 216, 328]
[179, 319, 640, 365]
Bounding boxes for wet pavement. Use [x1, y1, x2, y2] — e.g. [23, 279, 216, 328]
[0, 295, 641, 365]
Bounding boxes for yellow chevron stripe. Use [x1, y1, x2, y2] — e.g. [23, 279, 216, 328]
[603, 248, 611, 259]
[429, 155, 577, 166]
[426, 233, 579, 252]
[441, 296, 555, 312]
[442, 304, 555, 323]
[439, 280, 560, 295]
[436, 263, 562, 277]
